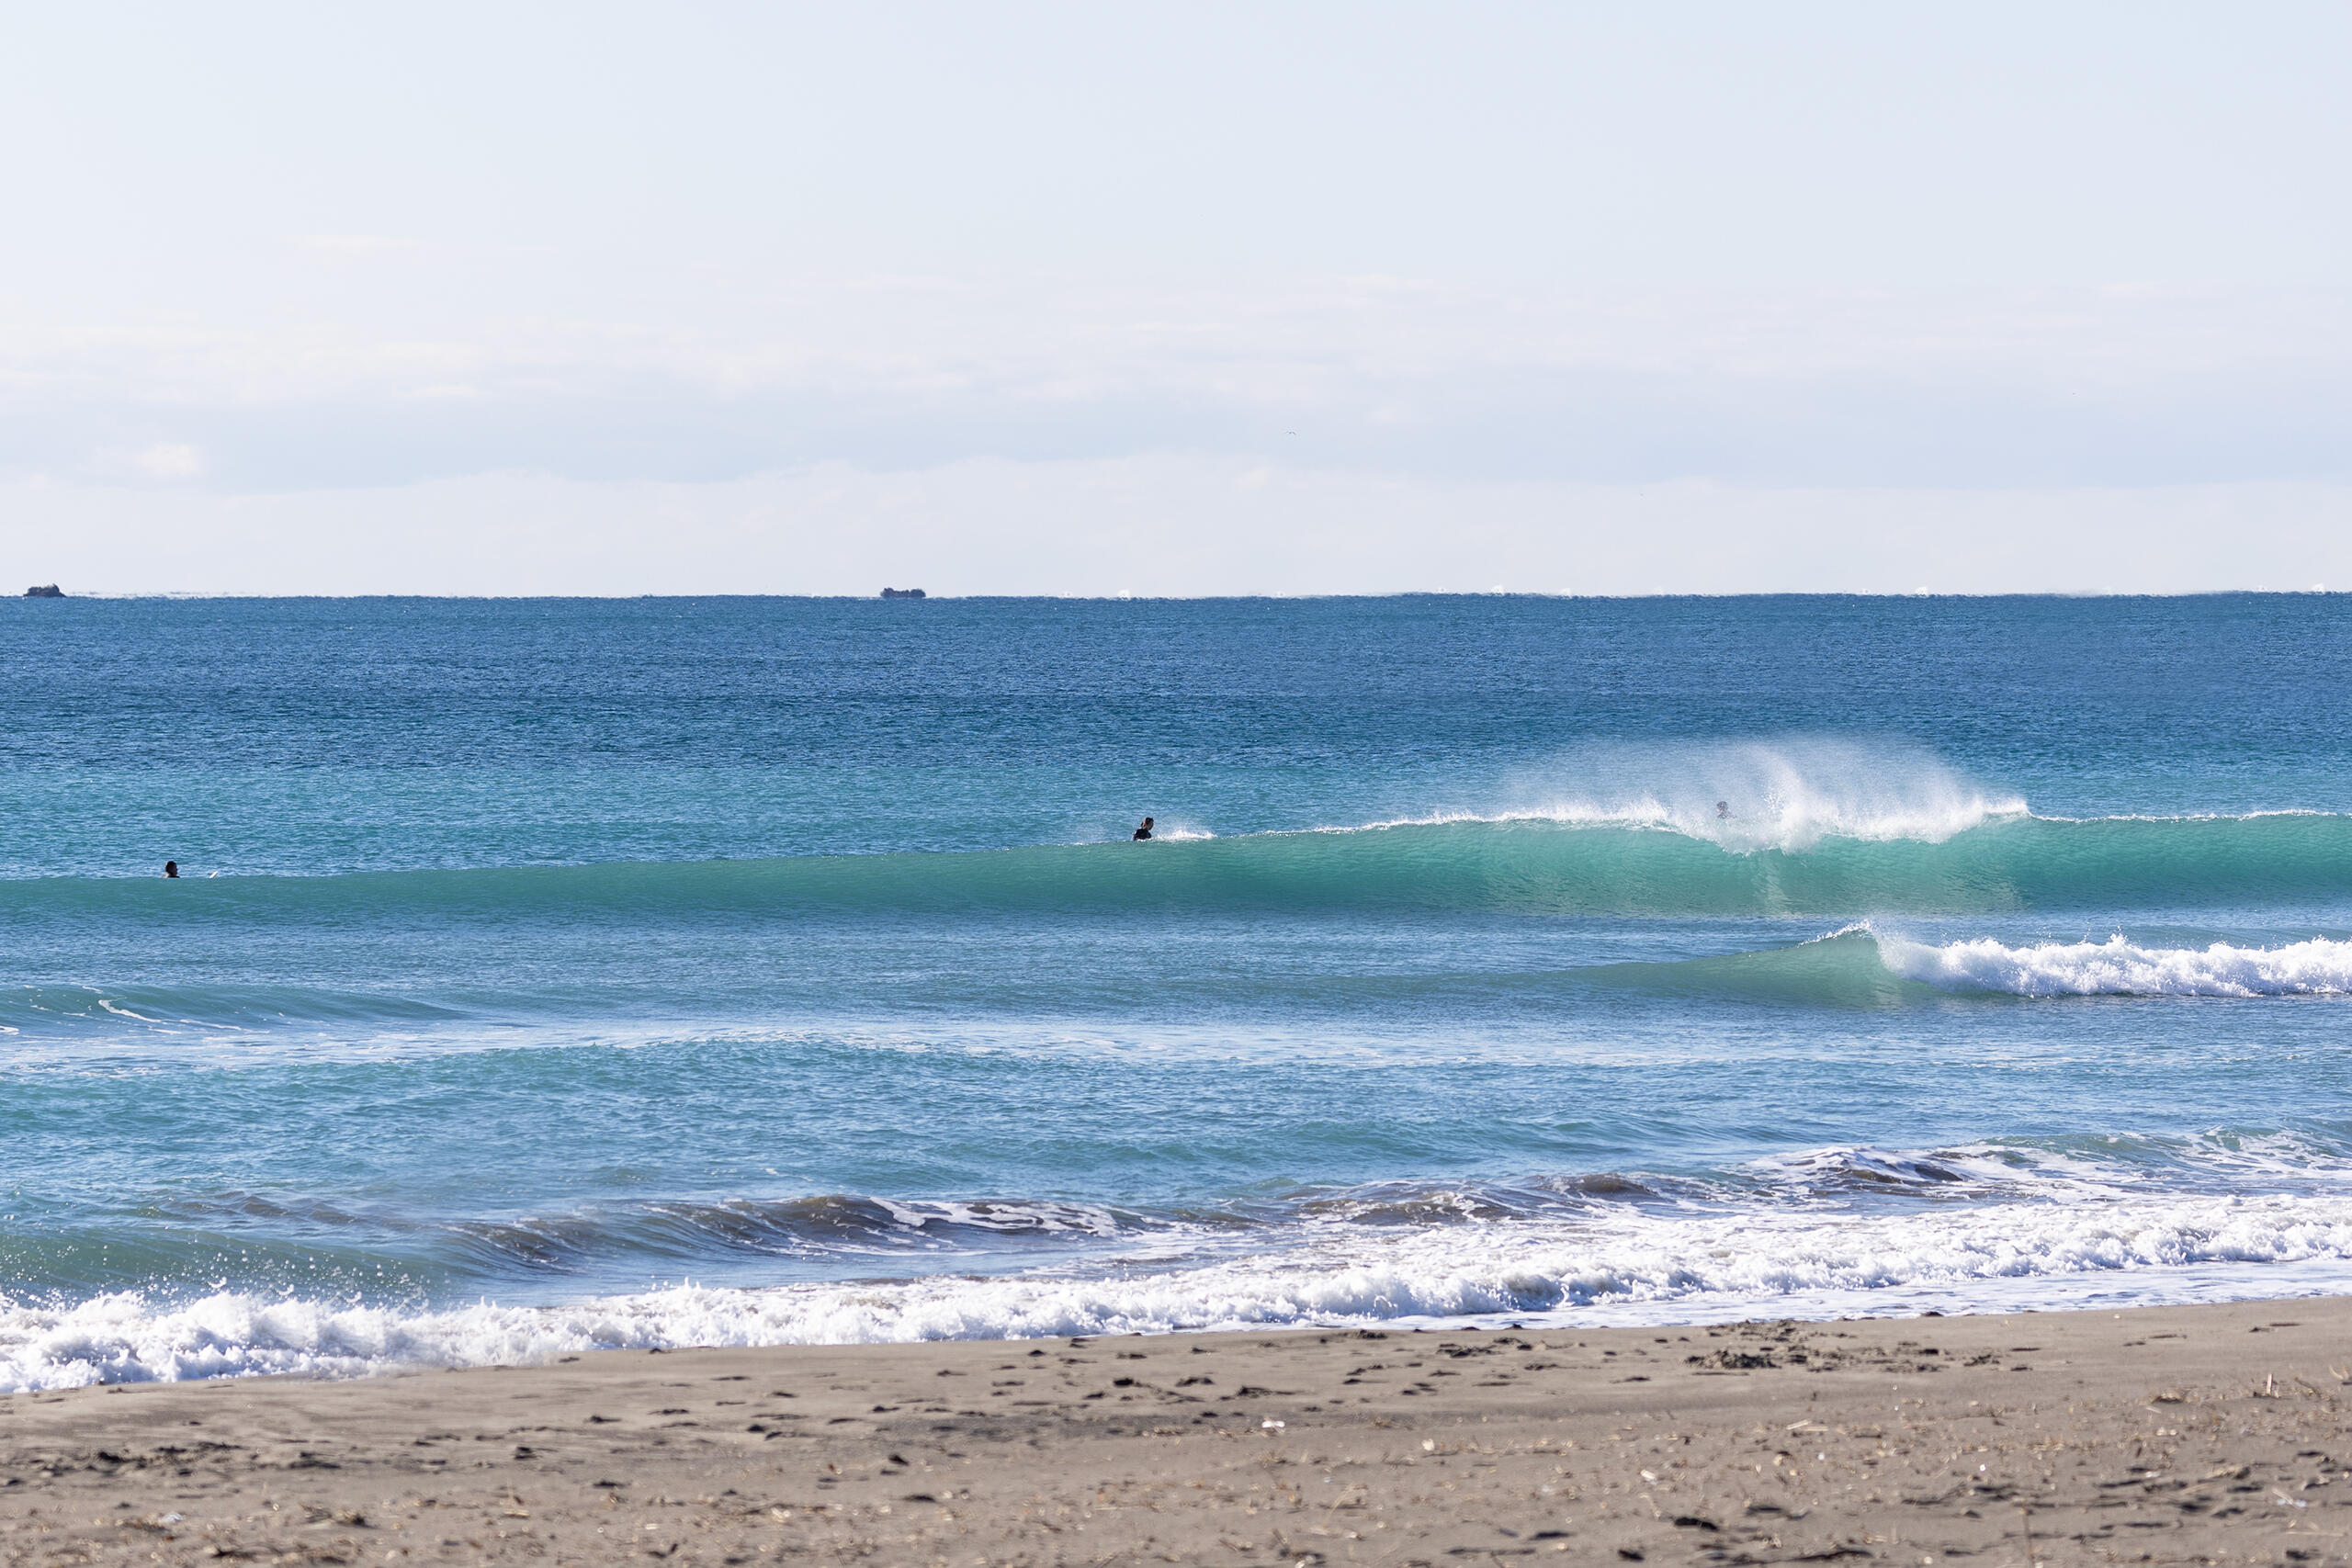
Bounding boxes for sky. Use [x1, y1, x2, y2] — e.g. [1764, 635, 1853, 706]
[3, 2, 2347, 595]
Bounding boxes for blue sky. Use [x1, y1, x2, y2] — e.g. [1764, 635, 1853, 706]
[4, 3, 2347, 592]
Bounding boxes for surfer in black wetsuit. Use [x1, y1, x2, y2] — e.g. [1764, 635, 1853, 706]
[163, 860, 179, 878]
[1133, 817, 1154, 840]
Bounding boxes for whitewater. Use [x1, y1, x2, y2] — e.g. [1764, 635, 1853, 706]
[17, 1150, 2352, 1389]
[2, 592, 2348, 1390]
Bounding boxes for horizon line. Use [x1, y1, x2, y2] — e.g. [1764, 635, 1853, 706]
[11, 588, 2341, 604]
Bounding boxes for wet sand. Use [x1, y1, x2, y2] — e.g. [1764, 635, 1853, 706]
[5, 1297, 2351, 1565]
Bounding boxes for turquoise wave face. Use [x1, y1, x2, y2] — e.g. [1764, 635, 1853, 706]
[2, 812, 2349, 1047]
[5, 808, 2333, 1043]
[7, 809, 2349, 920]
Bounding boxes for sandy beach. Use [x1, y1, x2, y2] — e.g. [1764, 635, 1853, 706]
[5, 1297, 2349, 1566]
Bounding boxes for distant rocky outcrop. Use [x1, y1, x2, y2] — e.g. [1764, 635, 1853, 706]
[23, 584, 62, 598]
[880, 587, 927, 599]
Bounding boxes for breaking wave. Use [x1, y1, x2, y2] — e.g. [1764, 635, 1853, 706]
[1575, 925, 2352, 1006]
[12, 1182, 2352, 1388]
[1878, 931, 2352, 998]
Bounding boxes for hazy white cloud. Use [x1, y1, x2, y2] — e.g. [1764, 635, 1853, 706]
[7, 460, 2346, 598]
[291, 234, 424, 261]
[2, 283, 2346, 494]
[130, 442, 205, 480]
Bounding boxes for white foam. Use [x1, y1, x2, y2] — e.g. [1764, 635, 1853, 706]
[13, 1188, 2352, 1389]
[1879, 933, 2352, 997]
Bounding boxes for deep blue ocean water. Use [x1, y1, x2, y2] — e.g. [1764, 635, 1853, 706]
[3, 593, 2349, 1387]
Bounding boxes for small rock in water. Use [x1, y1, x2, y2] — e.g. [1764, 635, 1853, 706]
[879, 587, 926, 599]
[23, 583, 62, 597]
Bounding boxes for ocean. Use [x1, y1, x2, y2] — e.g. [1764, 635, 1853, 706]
[3, 592, 2349, 1390]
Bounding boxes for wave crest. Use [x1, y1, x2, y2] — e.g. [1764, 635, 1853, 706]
[1582, 926, 2352, 1006]
[1880, 932, 2352, 998]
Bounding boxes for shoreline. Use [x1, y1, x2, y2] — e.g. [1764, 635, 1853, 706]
[5, 1296, 2348, 1564]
